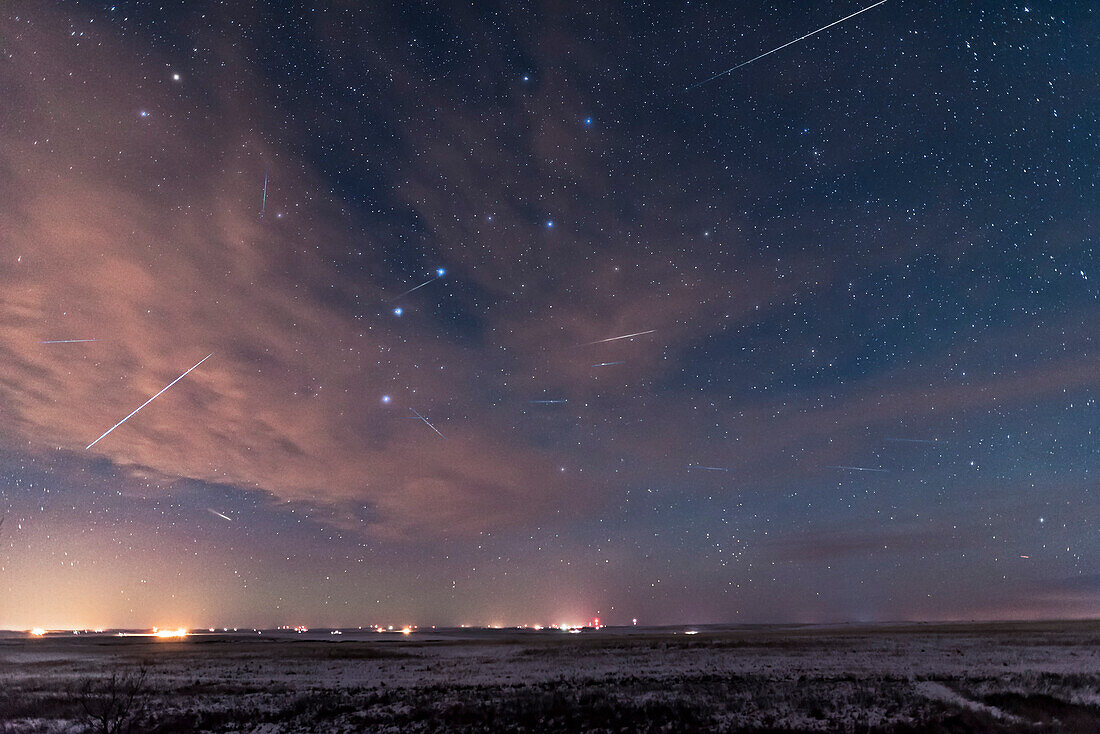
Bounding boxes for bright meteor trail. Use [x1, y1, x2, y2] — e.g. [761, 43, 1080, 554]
[409, 408, 446, 440]
[86, 353, 213, 450]
[687, 0, 889, 90]
[40, 339, 101, 344]
[388, 268, 447, 302]
[580, 329, 656, 346]
[827, 465, 888, 473]
[260, 163, 268, 218]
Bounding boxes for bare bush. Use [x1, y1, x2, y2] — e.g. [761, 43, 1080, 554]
[76, 664, 150, 734]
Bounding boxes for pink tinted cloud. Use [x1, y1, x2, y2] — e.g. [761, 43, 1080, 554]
[0, 10, 577, 537]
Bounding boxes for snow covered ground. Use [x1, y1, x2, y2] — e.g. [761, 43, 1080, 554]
[1, 620, 1097, 732]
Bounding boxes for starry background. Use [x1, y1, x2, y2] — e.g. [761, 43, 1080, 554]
[0, 0, 1095, 629]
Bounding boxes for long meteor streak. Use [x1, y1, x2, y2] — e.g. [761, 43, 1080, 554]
[581, 329, 656, 346]
[409, 408, 446, 440]
[207, 508, 234, 522]
[40, 339, 101, 344]
[389, 278, 436, 301]
[827, 465, 888, 473]
[261, 163, 268, 217]
[388, 269, 447, 302]
[687, 0, 889, 90]
[687, 464, 731, 472]
[86, 353, 213, 450]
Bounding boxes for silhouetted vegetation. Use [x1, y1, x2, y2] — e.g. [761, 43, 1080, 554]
[76, 664, 150, 734]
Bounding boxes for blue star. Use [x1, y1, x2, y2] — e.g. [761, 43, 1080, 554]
[381, 395, 392, 404]
[436, 268, 446, 277]
[546, 220, 554, 229]
[584, 117, 593, 125]
[393, 307, 403, 316]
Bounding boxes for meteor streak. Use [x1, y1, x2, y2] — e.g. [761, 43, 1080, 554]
[530, 399, 568, 405]
[388, 268, 447, 302]
[260, 163, 268, 217]
[580, 329, 656, 346]
[686, 464, 731, 472]
[591, 361, 626, 367]
[827, 465, 888, 473]
[207, 508, 233, 522]
[409, 408, 446, 439]
[885, 437, 941, 444]
[40, 339, 101, 344]
[687, 0, 889, 90]
[86, 353, 213, 450]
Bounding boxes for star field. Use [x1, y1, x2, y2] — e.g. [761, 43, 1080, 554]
[0, 0, 1095, 629]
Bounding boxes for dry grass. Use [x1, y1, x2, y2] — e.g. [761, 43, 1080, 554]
[1, 621, 1097, 732]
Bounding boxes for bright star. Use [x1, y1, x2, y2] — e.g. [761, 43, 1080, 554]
[393, 307, 403, 316]
[546, 220, 554, 228]
[381, 395, 392, 404]
[436, 268, 446, 277]
[584, 117, 592, 125]
[172, 73, 180, 81]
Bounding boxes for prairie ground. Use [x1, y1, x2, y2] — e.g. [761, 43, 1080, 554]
[1, 620, 1097, 732]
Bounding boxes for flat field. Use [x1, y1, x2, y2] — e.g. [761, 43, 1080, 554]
[1, 620, 1097, 732]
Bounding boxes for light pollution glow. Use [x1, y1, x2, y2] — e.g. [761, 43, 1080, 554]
[18, 618, 610, 637]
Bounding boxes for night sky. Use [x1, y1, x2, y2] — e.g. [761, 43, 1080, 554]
[1, 0, 1096, 630]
